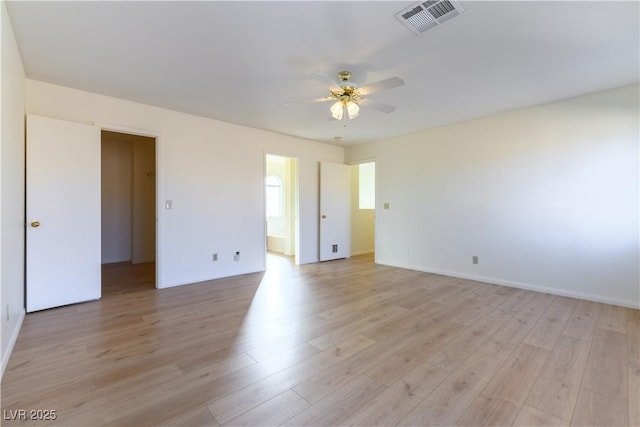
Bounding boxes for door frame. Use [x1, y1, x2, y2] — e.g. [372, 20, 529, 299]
[263, 152, 301, 267]
[95, 122, 161, 288]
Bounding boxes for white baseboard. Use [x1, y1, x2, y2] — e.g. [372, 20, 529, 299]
[351, 250, 374, 256]
[1, 308, 25, 380]
[132, 258, 155, 265]
[158, 267, 266, 289]
[101, 257, 130, 264]
[375, 259, 640, 309]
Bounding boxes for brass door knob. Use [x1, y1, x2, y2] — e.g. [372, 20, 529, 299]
[321, 215, 327, 219]
[31, 221, 40, 228]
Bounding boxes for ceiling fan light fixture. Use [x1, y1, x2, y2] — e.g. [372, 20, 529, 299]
[330, 101, 344, 120]
[346, 101, 359, 119]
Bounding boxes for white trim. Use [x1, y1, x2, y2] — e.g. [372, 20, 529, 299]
[346, 157, 377, 166]
[1, 309, 25, 380]
[376, 259, 640, 309]
[132, 258, 155, 265]
[351, 250, 374, 256]
[101, 257, 130, 264]
[93, 122, 157, 139]
[158, 268, 266, 289]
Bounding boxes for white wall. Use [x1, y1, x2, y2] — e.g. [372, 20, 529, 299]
[101, 138, 132, 263]
[26, 79, 343, 288]
[131, 138, 155, 264]
[350, 164, 375, 256]
[283, 157, 298, 257]
[346, 84, 640, 308]
[1, 1, 26, 377]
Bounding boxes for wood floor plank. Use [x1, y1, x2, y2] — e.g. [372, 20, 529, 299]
[207, 334, 375, 423]
[222, 390, 309, 427]
[538, 334, 590, 387]
[571, 388, 627, 426]
[393, 360, 449, 399]
[338, 381, 423, 426]
[582, 327, 628, 401]
[523, 297, 576, 350]
[362, 319, 463, 386]
[307, 305, 409, 350]
[291, 328, 420, 403]
[629, 372, 640, 427]
[480, 342, 550, 405]
[598, 303, 628, 333]
[563, 300, 601, 340]
[158, 406, 220, 427]
[427, 314, 507, 372]
[315, 290, 399, 320]
[525, 375, 579, 421]
[454, 394, 519, 426]
[477, 302, 545, 361]
[397, 353, 500, 426]
[282, 375, 384, 426]
[628, 312, 640, 377]
[513, 405, 566, 427]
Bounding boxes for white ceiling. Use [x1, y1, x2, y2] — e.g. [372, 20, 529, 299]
[7, 1, 639, 145]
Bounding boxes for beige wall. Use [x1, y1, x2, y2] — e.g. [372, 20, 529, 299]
[101, 137, 132, 263]
[350, 164, 375, 256]
[1, 1, 26, 376]
[347, 84, 640, 308]
[283, 157, 298, 257]
[131, 138, 155, 264]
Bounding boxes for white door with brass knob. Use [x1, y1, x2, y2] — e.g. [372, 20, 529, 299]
[26, 115, 101, 312]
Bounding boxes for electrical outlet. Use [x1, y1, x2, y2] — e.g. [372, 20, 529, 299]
[212, 253, 218, 262]
[472, 256, 479, 264]
[234, 251, 240, 262]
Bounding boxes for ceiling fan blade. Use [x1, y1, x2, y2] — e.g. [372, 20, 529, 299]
[357, 77, 405, 96]
[284, 96, 333, 107]
[359, 98, 396, 113]
[311, 73, 341, 91]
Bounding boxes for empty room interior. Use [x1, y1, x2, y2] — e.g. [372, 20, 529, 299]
[1, 1, 639, 426]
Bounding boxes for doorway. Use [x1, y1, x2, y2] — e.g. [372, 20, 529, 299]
[349, 161, 376, 256]
[265, 154, 299, 265]
[101, 130, 157, 292]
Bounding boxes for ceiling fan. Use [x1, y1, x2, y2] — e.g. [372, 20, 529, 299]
[285, 71, 405, 125]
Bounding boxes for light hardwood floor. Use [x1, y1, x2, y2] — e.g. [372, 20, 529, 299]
[2, 254, 639, 426]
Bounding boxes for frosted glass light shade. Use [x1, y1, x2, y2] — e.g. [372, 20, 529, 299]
[346, 101, 359, 119]
[330, 101, 344, 120]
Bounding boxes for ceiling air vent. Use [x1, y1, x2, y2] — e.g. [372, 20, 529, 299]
[395, 0, 465, 35]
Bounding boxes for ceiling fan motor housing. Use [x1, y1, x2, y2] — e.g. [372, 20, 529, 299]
[337, 71, 352, 82]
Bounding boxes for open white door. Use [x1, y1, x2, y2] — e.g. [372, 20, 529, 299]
[319, 161, 350, 261]
[26, 115, 101, 312]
